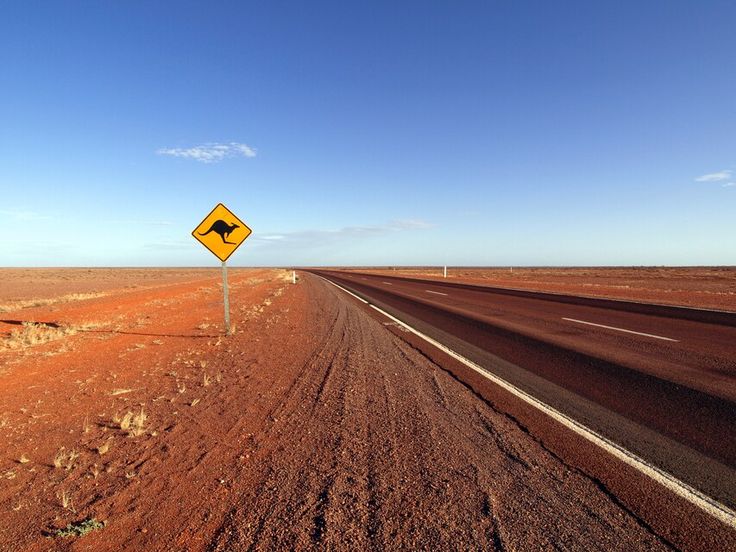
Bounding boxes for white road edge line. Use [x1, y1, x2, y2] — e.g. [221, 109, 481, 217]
[325, 279, 368, 303]
[320, 276, 736, 529]
[562, 317, 679, 342]
[426, 290, 448, 296]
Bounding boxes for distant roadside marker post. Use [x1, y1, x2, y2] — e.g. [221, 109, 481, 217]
[192, 203, 252, 336]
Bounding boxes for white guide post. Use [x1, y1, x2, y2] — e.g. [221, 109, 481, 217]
[292, 270, 296, 284]
[443, 265, 447, 278]
[222, 261, 231, 336]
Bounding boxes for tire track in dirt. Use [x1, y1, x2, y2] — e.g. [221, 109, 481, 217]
[208, 274, 671, 551]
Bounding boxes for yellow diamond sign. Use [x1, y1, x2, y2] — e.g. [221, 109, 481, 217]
[192, 203, 252, 262]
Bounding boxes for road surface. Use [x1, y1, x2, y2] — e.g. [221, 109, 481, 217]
[310, 269, 736, 548]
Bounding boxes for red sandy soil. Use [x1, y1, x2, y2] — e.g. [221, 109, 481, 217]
[0, 269, 700, 550]
[0, 268, 221, 307]
[342, 266, 736, 312]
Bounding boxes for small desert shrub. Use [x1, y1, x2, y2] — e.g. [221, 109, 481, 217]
[18, 454, 30, 464]
[54, 518, 105, 538]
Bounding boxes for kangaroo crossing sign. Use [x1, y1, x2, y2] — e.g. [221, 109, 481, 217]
[192, 203, 252, 262]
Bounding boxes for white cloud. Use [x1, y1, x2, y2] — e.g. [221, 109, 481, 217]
[109, 219, 174, 226]
[252, 219, 435, 246]
[695, 170, 731, 182]
[156, 142, 257, 163]
[389, 219, 434, 230]
[722, 182, 736, 188]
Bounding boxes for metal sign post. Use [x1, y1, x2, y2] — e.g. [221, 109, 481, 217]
[222, 261, 231, 335]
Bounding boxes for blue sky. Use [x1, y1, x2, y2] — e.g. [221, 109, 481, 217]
[1, 1, 734, 267]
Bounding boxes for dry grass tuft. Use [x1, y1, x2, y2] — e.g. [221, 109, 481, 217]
[190, 398, 200, 407]
[53, 448, 80, 470]
[0, 292, 105, 314]
[57, 489, 75, 512]
[18, 454, 30, 464]
[114, 408, 146, 436]
[97, 439, 112, 455]
[2, 322, 77, 350]
[202, 373, 211, 387]
[129, 408, 147, 437]
[118, 412, 134, 431]
[110, 389, 132, 396]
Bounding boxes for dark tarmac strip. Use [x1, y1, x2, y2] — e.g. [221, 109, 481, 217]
[310, 270, 736, 549]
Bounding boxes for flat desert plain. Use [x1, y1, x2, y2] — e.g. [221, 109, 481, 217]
[0, 268, 727, 551]
[344, 266, 736, 311]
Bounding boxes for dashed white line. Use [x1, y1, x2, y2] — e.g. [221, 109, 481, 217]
[381, 282, 393, 286]
[562, 318, 679, 342]
[425, 290, 448, 296]
[321, 275, 735, 529]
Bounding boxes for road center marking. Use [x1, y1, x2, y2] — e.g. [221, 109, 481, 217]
[321, 275, 734, 528]
[562, 318, 679, 342]
[382, 281, 393, 286]
[426, 290, 448, 296]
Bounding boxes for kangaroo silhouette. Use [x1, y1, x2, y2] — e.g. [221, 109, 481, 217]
[199, 219, 240, 245]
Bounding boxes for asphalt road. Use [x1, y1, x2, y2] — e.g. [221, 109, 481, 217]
[311, 270, 736, 521]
